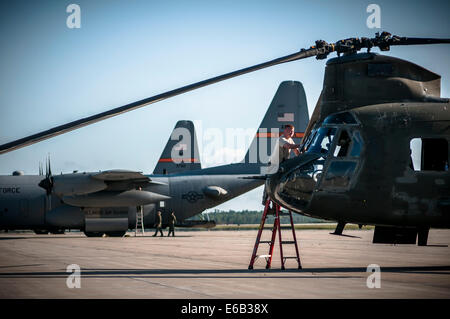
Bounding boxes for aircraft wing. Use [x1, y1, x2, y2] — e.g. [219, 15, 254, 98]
[92, 170, 167, 185]
[92, 170, 150, 182]
[50, 170, 165, 197]
[47, 170, 170, 207]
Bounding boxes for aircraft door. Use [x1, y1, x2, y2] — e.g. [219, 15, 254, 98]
[19, 199, 29, 218]
[30, 195, 46, 227]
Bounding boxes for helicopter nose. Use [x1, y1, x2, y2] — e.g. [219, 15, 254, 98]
[266, 153, 323, 212]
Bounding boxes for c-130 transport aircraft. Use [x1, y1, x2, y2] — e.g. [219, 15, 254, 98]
[0, 81, 309, 237]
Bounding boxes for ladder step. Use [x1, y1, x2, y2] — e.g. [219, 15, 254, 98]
[135, 210, 145, 236]
[249, 199, 301, 270]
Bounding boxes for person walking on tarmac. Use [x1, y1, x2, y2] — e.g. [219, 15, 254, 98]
[153, 211, 164, 237]
[168, 212, 177, 237]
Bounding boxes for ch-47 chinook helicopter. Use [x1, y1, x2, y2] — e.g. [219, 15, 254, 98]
[264, 33, 450, 246]
[0, 32, 449, 245]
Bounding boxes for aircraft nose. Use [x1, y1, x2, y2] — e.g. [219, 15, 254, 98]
[265, 153, 323, 212]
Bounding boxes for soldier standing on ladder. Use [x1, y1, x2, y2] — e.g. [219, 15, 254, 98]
[262, 124, 301, 204]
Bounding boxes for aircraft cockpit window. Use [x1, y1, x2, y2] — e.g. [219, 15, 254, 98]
[307, 127, 336, 155]
[350, 131, 363, 157]
[323, 112, 357, 125]
[333, 130, 351, 157]
[321, 161, 357, 188]
[300, 129, 316, 153]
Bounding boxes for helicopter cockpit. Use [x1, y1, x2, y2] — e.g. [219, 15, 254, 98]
[275, 111, 364, 211]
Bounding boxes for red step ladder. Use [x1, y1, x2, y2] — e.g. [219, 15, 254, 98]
[248, 199, 302, 270]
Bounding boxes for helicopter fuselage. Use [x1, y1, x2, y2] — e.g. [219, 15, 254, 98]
[267, 102, 450, 229]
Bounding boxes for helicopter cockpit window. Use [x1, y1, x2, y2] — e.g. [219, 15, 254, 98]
[307, 127, 337, 155]
[350, 131, 363, 157]
[321, 161, 357, 188]
[301, 129, 316, 153]
[333, 130, 351, 157]
[318, 128, 363, 190]
[323, 112, 357, 125]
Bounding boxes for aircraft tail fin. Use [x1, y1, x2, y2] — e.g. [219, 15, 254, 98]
[153, 120, 201, 175]
[242, 81, 309, 168]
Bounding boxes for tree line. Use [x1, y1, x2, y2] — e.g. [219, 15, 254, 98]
[188, 209, 326, 224]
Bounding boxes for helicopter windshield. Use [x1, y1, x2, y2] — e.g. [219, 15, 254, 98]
[306, 127, 337, 155]
[276, 120, 365, 212]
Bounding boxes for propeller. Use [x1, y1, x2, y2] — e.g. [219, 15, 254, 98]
[0, 32, 448, 155]
[38, 161, 43, 176]
[38, 156, 54, 210]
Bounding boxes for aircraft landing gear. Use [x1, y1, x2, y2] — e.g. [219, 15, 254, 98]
[34, 229, 65, 235]
[84, 231, 126, 237]
[331, 221, 346, 235]
[83, 232, 104, 237]
[104, 231, 126, 237]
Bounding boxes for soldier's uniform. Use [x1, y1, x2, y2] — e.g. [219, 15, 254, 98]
[168, 213, 177, 237]
[153, 212, 164, 237]
[262, 135, 297, 204]
[269, 135, 296, 171]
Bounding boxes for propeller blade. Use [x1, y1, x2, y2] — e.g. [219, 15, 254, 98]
[39, 155, 54, 195]
[38, 177, 53, 195]
[47, 155, 52, 177]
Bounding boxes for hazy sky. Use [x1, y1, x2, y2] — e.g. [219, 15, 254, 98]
[0, 0, 449, 211]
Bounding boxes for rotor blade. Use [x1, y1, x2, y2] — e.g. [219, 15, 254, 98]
[0, 48, 318, 155]
[388, 37, 450, 46]
[1, 32, 448, 155]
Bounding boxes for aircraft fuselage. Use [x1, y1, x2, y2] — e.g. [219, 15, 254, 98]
[0, 171, 263, 232]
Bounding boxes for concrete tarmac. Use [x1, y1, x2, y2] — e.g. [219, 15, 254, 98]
[0, 228, 449, 298]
